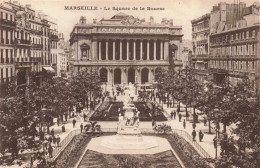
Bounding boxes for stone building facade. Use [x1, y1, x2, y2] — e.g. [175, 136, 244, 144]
[191, 13, 210, 82]
[69, 13, 183, 86]
[0, 3, 16, 96]
[0, 1, 59, 97]
[209, 3, 260, 89]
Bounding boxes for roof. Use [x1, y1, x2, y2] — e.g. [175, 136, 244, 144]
[111, 12, 129, 19]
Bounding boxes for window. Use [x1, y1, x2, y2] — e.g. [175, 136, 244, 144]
[0, 49, 3, 63]
[246, 31, 249, 39]
[5, 13, 8, 20]
[6, 68, 8, 82]
[10, 50, 13, 63]
[252, 30, 256, 38]
[6, 49, 8, 63]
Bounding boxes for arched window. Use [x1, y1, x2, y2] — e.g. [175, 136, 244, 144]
[80, 43, 90, 60]
[100, 68, 107, 82]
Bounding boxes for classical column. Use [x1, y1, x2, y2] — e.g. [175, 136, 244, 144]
[140, 40, 143, 60]
[124, 68, 128, 84]
[147, 40, 150, 60]
[113, 40, 115, 60]
[133, 40, 136, 60]
[120, 40, 122, 60]
[154, 40, 156, 60]
[98, 40, 101, 60]
[106, 40, 108, 60]
[160, 40, 163, 60]
[164, 40, 169, 60]
[127, 40, 129, 60]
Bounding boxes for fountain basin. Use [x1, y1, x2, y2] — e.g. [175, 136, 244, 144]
[100, 134, 158, 150]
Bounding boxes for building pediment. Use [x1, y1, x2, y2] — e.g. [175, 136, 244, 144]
[80, 43, 90, 49]
[170, 44, 178, 50]
[121, 16, 142, 25]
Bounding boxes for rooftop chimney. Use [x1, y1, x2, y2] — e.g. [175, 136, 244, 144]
[150, 16, 154, 24]
[169, 19, 173, 26]
[79, 16, 86, 25]
[25, 4, 31, 9]
[161, 18, 166, 24]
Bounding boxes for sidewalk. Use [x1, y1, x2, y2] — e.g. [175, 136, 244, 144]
[160, 101, 220, 158]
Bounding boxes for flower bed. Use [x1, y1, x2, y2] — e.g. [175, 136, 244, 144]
[78, 150, 182, 168]
[90, 102, 167, 121]
[153, 133, 211, 168]
[53, 134, 92, 168]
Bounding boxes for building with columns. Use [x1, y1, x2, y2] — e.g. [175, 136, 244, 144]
[69, 13, 183, 86]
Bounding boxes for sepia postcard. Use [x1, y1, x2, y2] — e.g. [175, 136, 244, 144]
[0, 0, 259, 167]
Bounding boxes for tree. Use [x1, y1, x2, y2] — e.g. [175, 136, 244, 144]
[84, 121, 101, 135]
[154, 123, 172, 134]
[0, 76, 40, 160]
[177, 66, 204, 122]
[70, 68, 102, 111]
[211, 80, 260, 168]
[38, 77, 73, 125]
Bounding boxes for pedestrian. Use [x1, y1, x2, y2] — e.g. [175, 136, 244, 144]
[183, 119, 186, 129]
[43, 138, 48, 151]
[213, 137, 217, 149]
[152, 119, 156, 129]
[80, 123, 83, 133]
[83, 113, 87, 121]
[171, 111, 174, 119]
[204, 117, 207, 126]
[48, 144, 53, 158]
[179, 113, 182, 122]
[192, 123, 196, 129]
[53, 135, 56, 146]
[173, 111, 176, 119]
[51, 128, 54, 137]
[73, 118, 76, 128]
[192, 129, 196, 141]
[199, 130, 204, 142]
[65, 113, 68, 121]
[48, 135, 53, 144]
[169, 101, 172, 108]
[56, 135, 60, 147]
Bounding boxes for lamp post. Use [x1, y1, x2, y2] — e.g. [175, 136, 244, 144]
[213, 107, 220, 158]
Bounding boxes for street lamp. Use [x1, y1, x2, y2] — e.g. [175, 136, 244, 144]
[213, 107, 220, 158]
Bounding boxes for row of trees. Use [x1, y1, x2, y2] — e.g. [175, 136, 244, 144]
[155, 66, 260, 168]
[0, 69, 102, 161]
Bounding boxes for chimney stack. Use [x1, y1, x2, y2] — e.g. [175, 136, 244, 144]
[79, 16, 86, 25]
[150, 16, 154, 24]
[25, 4, 31, 9]
[169, 19, 173, 26]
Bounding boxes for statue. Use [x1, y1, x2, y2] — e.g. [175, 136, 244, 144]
[118, 113, 124, 131]
[133, 111, 140, 127]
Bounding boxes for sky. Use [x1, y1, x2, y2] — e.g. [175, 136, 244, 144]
[2, 0, 257, 41]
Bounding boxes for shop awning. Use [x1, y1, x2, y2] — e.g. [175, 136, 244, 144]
[43, 66, 55, 73]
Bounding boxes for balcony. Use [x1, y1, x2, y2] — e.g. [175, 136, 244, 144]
[0, 19, 16, 27]
[197, 39, 208, 45]
[16, 57, 34, 63]
[50, 34, 59, 40]
[15, 39, 31, 46]
[32, 44, 43, 49]
[31, 29, 43, 36]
